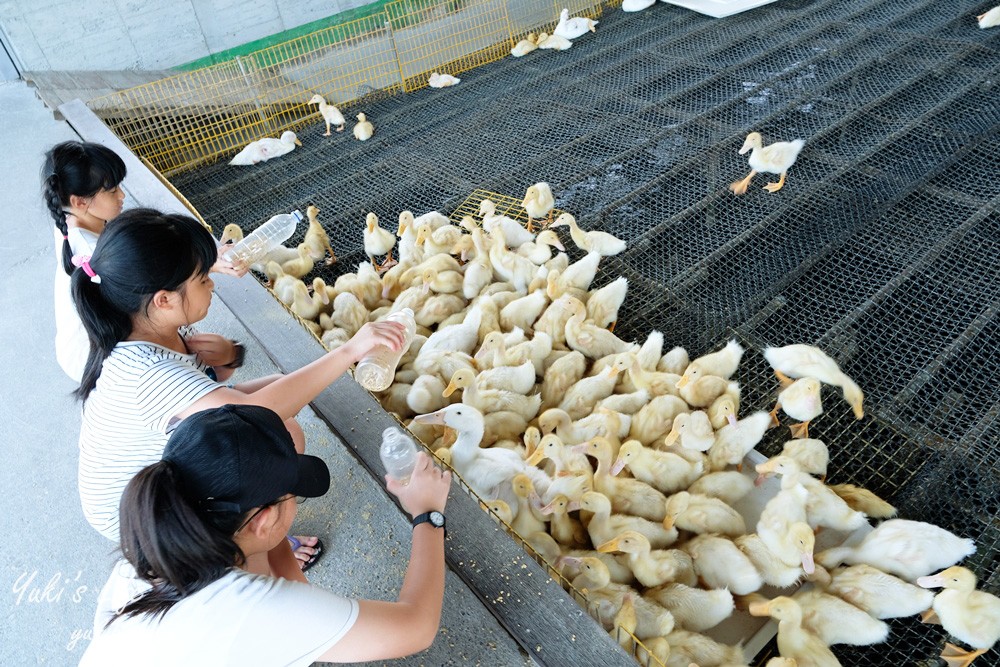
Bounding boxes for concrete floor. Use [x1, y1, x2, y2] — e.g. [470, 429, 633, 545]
[0, 79, 535, 666]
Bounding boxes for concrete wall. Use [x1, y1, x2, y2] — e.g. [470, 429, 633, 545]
[0, 0, 373, 71]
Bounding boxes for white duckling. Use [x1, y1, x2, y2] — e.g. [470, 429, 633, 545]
[736, 532, 812, 588]
[679, 375, 737, 408]
[396, 211, 424, 265]
[577, 437, 668, 522]
[662, 491, 746, 537]
[480, 199, 534, 247]
[688, 471, 754, 505]
[421, 304, 482, 356]
[550, 212, 625, 256]
[916, 566, 1000, 667]
[644, 583, 734, 632]
[658, 345, 690, 375]
[229, 130, 301, 165]
[415, 294, 465, 328]
[978, 5, 1000, 28]
[578, 491, 677, 550]
[553, 8, 598, 39]
[352, 112, 374, 141]
[789, 588, 890, 646]
[708, 411, 772, 471]
[558, 357, 626, 420]
[635, 330, 663, 371]
[747, 596, 841, 667]
[573, 558, 676, 640]
[817, 519, 976, 581]
[412, 405, 548, 506]
[596, 389, 651, 415]
[707, 390, 740, 429]
[534, 294, 578, 348]
[823, 564, 934, 619]
[564, 298, 638, 359]
[757, 483, 812, 570]
[613, 440, 703, 494]
[683, 534, 763, 595]
[289, 280, 329, 322]
[549, 250, 601, 296]
[406, 375, 450, 414]
[537, 32, 573, 51]
[663, 629, 747, 667]
[500, 289, 549, 332]
[598, 531, 695, 588]
[663, 410, 715, 452]
[757, 456, 865, 532]
[522, 182, 555, 231]
[772, 376, 823, 439]
[776, 437, 829, 481]
[444, 368, 542, 422]
[629, 394, 688, 446]
[537, 407, 630, 446]
[303, 205, 337, 265]
[488, 227, 540, 291]
[363, 212, 397, 272]
[517, 229, 564, 265]
[676, 339, 744, 388]
[330, 292, 368, 337]
[764, 344, 865, 419]
[476, 360, 536, 394]
[427, 71, 460, 88]
[540, 350, 587, 410]
[307, 94, 345, 135]
[624, 356, 682, 398]
[586, 276, 629, 330]
[729, 132, 805, 195]
[510, 32, 538, 57]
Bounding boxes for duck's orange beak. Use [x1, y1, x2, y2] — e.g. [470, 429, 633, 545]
[525, 448, 545, 467]
[596, 538, 620, 554]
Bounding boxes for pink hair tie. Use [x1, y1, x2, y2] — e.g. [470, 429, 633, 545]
[71, 254, 102, 284]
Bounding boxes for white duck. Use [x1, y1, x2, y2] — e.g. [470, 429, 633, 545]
[676, 339, 744, 387]
[763, 343, 865, 419]
[586, 276, 628, 330]
[823, 563, 934, 619]
[978, 5, 1000, 28]
[550, 213, 625, 256]
[772, 376, 823, 439]
[564, 298, 637, 359]
[363, 212, 397, 272]
[522, 182, 555, 231]
[352, 113, 374, 141]
[500, 289, 549, 332]
[517, 230, 564, 265]
[729, 132, 805, 195]
[229, 130, 301, 165]
[537, 32, 573, 51]
[428, 71, 460, 88]
[307, 94, 345, 135]
[510, 33, 539, 57]
[480, 199, 535, 247]
[553, 8, 598, 39]
[917, 566, 1000, 667]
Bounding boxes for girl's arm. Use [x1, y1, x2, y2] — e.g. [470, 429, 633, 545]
[316, 454, 450, 662]
[175, 321, 405, 421]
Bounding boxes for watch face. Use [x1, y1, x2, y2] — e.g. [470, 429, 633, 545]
[429, 511, 445, 527]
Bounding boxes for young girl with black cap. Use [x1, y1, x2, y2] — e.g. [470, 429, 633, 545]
[71, 208, 406, 575]
[81, 404, 451, 665]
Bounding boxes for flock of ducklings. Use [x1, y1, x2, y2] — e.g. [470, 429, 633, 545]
[223, 183, 1000, 667]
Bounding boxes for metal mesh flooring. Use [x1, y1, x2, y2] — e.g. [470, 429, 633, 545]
[172, 0, 1000, 663]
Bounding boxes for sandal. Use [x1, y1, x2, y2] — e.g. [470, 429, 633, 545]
[287, 535, 325, 572]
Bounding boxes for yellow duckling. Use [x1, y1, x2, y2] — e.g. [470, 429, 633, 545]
[558, 549, 635, 586]
[549, 250, 601, 296]
[537, 407, 630, 446]
[558, 357, 626, 420]
[747, 596, 840, 667]
[575, 437, 668, 522]
[736, 532, 811, 588]
[821, 563, 934, 619]
[764, 344, 864, 420]
[680, 375, 736, 409]
[578, 491, 677, 549]
[684, 534, 762, 595]
[771, 377, 823, 439]
[510, 32, 539, 57]
[266, 261, 299, 304]
[476, 359, 536, 394]
[625, 355, 683, 398]
[443, 368, 542, 422]
[598, 530, 695, 588]
[419, 267, 463, 295]
[597, 389, 652, 415]
[729, 132, 805, 195]
[303, 205, 337, 265]
[405, 375, 450, 415]
[662, 628, 747, 667]
[483, 498, 514, 526]
[363, 212, 396, 272]
[663, 410, 715, 452]
[612, 440, 703, 494]
[540, 494, 588, 547]
[662, 491, 746, 537]
[658, 345, 690, 375]
[510, 474, 548, 537]
[917, 567, 1000, 667]
[569, 557, 676, 640]
[789, 588, 890, 646]
[708, 411, 772, 471]
[412, 349, 475, 386]
[644, 582, 734, 632]
[517, 229, 564, 265]
[687, 471, 754, 505]
[775, 438, 829, 481]
[534, 294, 580, 348]
[564, 298, 638, 360]
[525, 435, 592, 502]
[757, 456, 865, 532]
[416, 222, 463, 257]
[522, 182, 555, 231]
[280, 244, 315, 279]
[415, 294, 465, 328]
[536, 31, 573, 51]
[289, 280, 329, 322]
[307, 94, 345, 135]
[499, 289, 549, 331]
[706, 388, 740, 429]
[330, 292, 368, 337]
[550, 212, 626, 256]
[352, 112, 374, 141]
[676, 339, 744, 387]
[540, 350, 586, 410]
[488, 226, 540, 292]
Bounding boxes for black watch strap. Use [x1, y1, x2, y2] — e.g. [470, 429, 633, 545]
[223, 341, 245, 369]
[411, 511, 446, 534]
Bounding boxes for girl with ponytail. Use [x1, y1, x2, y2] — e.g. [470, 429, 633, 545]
[42, 141, 126, 382]
[72, 209, 405, 573]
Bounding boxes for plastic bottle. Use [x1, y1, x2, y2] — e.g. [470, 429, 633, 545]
[224, 209, 303, 267]
[354, 308, 417, 392]
[379, 426, 418, 484]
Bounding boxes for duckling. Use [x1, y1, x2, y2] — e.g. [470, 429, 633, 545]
[729, 132, 805, 195]
[427, 71, 460, 88]
[526, 433, 592, 480]
[406, 375, 450, 414]
[321, 327, 350, 351]
[776, 438, 829, 481]
[663, 491, 746, 537]
[817, 519, 976, 582]
[419, 267, 463, 295]
[334, 262, 383, 308]
[510, 474, 548, 537]
[280, 244, 315, 279]
[626, 355, 683, 398]
[763, 344, 864, 420]
[824, 563, 933, 619]
[550, 213, 625, 256]
[503, 331, 554, 376]
[220, 224, 300, 274]
[483, 499, 514, 526]
[559, 358, 625, 420]
[550, 251, 601, 296]
[541, 495, 588, 547]
[683, 534, 763, 595]
[289, 280, 329, 321]
[444, 368, 542, 422]
[396, 211, 424, 265]
[307, 94, 345, 135]
[378, 382, 413, 416]
[537, 32, 573, 50]
[680, 375, 736, 409]
[267, 262, 301, 305]
[707, 388, 740, 429]
[610, 592, 640, 651]
[577, 437, 668, 522]
[663, 410, 714, 452]
[517, 230, 564, 264]
[757, 482, 813, 571]
[735, 532, 811, 588]
[688, 471, 754, 506]
[500, 289, 549, 332]
[483, 411, 531, 447]
[489, 226, 540, 292]
[748, 596, 839, 667]
[772, 377, 823, 439]
[578, 491, 677, 549]
[330, 292, 368, 337]
[476, 360, 536, 394]
[596, 389, 651, 415]
[564, 298, 637, 360]
[363, 212, 396, 272]
[790, 588, 890, 646]
[414, 294, 464, 328]
[300, 205, 337, 266]
[677, 340, 744, 387]
[828, 484, 896, 518]
[576, 560, 676, 640]
[522, 182, 555, 231]
[598, 531, 695, 588]
[352, 112, 374, 141]
[229, 130, 301, 165]
[540, 350, 586, 410]
[537, 407, 630, 446]
[510, 32, 539, 57]
[662, 629, 747, 667]
[757, 456, 865, 532]
[422, 304, 482, 356]
[613, 440, 703, 494]
[480, 199, 534, 247]
[553, 7, 598, 39]
[708, 411, 772, 471]
[633, 330, 664, 372]
[644, 583, 734, 632]
[416, 222, 463, 257]
[917, 567, 1000, 667]
[979, 5, 1000, 28]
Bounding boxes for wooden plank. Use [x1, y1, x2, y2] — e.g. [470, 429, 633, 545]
[58, 99, 637, 667]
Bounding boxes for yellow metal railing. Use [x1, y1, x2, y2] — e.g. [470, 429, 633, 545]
[87, 0, 610, 175]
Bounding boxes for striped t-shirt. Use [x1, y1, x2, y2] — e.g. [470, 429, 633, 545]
[78, 340, 221, 541]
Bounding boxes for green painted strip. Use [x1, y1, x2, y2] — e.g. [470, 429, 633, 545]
[175, 1, 397, 71]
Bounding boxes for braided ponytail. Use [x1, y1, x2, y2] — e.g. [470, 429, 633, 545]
[43, 173, 74, 274]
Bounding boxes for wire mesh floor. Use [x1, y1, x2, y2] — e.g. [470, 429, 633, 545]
[172, 0, 1000, 663]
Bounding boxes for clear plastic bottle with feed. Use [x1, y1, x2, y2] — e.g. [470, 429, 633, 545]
[354, 308, 417, 392]
[380, 426, 418, 484]
[224, 209, 303, 267]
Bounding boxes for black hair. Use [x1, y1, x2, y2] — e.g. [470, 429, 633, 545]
[41, 141, 127, 274]
[112, 461, 282, 624]
[72, 208, 218, 401]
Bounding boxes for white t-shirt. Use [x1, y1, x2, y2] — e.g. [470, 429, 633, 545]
[53, 225, 99, 382]
[82, 563, 359, 667]
[78, 339, 221, 540]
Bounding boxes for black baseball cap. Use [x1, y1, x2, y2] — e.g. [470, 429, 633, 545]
[162, 405, 330, 513]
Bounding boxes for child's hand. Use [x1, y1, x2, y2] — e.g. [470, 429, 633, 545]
[387, 452, 451, 518]
[342, 320, 406, 362]
[187, 334, 239, 368]
[211, 244, 249, 277]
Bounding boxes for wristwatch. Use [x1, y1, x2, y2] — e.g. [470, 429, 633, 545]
[412, 511, 446, 534]
[223, 341, 246, 369]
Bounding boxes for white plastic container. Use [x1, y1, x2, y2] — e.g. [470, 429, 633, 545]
[379, 426, 418, 484]
[224, 209, 303, 266]
[354, 308, 416, 391]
